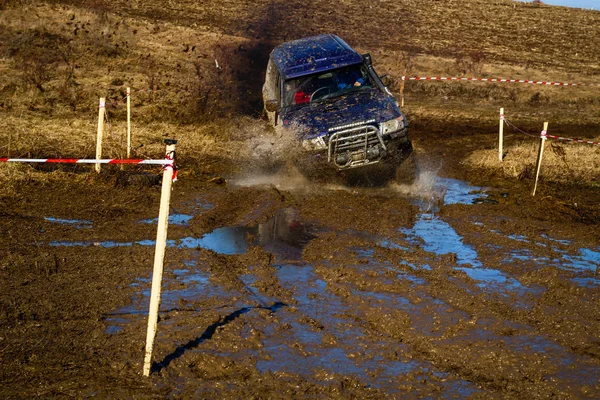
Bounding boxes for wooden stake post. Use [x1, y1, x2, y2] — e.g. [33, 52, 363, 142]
[499, 107, 504, 161]
[400, 70, 407, 107]
[532, 122, 549, 197]
[95, 97, 105, 173]
[127, 87, 131, 159]
[143, 139, 177, 377]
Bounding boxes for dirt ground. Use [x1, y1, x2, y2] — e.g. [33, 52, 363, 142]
[1, 0, 600, 398]
[1, 119, 599, 398]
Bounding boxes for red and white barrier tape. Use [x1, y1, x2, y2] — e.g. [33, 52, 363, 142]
[163, 153, 178, 181]
[0, 158, 170, 165]
[507, 111, 555, 117]
[0, 157, 178, 180]
[546, 134, 600, 146]
[97, 74, 600, 107]
[504, 111, 595, 118]
[401, 76, 600, 87]
[504, 118, 600, 145]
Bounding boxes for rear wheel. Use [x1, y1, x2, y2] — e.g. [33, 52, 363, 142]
[264, 109, 277, 126]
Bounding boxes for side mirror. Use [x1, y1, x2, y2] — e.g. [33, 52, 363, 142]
[265, 100, 279, 113]
[362, 53, 372, 66]
[380, 74, 393, 88]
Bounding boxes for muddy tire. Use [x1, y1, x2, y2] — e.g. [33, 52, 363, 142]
[293, 157, 339, 182]
[394, 151, 418, 185]
[265, 109, 277, 126]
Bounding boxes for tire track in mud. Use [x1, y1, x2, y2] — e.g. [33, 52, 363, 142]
[300, 229, 587, 397]
[225, 175, 597, 396]
[39, 172, 599, 397]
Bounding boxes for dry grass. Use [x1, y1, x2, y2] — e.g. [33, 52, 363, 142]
[465, 138, 600, 185]
[45, 0, 600, 73]
[0, 0, 599, 187]
[0, 112, 268, 170]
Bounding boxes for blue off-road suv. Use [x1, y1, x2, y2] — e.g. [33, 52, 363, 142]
[263, 34, 411, 175]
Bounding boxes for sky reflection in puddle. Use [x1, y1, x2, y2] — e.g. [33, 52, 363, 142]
[439, 177, 488, 206]
[139, 214, 193, 226]
[403, 176, 596, 288]
[400, 213, 523, 289]
[256, 263, 478, 394]
[105, 265, 226, 334]
[53, 208, 316, 258]
[98, 174, 596, 394]
[501, 235, 599, 282]
[44, 217, 93, 229]
[49, 227, 255, 254]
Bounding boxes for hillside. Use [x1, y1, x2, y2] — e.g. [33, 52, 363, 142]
[1, 1, 599, 398]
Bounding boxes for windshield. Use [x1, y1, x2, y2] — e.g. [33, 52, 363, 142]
[283, 63, 373, 108]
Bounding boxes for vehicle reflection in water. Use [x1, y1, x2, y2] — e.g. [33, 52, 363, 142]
[190, 207, 317, 260]
[258, 208, 317, 262]
[51, 208, 316, 262]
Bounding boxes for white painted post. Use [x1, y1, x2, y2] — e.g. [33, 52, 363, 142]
[499, 107, 504, 161]
[95, 97, 106, 173]
[143, 139, 177, 377]
[532, 122, 548, 197]
[127, 87, 131, 159]
[400, 72, 406, 107]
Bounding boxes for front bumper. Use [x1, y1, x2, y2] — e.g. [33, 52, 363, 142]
[299, 125, 411, 172]
[328, 125, 386, 169]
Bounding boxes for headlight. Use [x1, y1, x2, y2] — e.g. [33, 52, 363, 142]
[301, 136, 327, 151]
[381, 115, 405, 135]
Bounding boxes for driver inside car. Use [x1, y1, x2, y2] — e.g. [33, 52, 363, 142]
[337, 69, 365, 90]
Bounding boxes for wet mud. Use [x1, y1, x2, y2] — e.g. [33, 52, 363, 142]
[1, 131, 599, 398]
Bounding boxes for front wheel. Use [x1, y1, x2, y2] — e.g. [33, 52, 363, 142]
[393, 151, 418, 185]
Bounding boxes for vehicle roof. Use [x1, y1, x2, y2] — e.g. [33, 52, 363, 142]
[271, 34, 363, 80]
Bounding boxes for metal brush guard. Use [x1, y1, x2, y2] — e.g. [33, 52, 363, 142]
[328, 125, 386, 169]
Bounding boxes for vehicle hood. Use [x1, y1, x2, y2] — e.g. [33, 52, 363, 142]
[281, 89, 400, 140]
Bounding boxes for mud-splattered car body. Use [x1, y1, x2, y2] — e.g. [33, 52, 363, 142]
[263, 34, 411, 171]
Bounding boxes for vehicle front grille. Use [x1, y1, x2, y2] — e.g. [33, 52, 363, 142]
[328, 125, 386, 170]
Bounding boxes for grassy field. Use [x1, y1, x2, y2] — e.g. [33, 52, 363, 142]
[0, 0, 599, 186]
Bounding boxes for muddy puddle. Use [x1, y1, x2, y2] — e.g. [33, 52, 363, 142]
[45, 173, 600, 393]
[44, 217, 93, 229]
[253, 262, 478, 394]
[503, 234, 600, 276]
